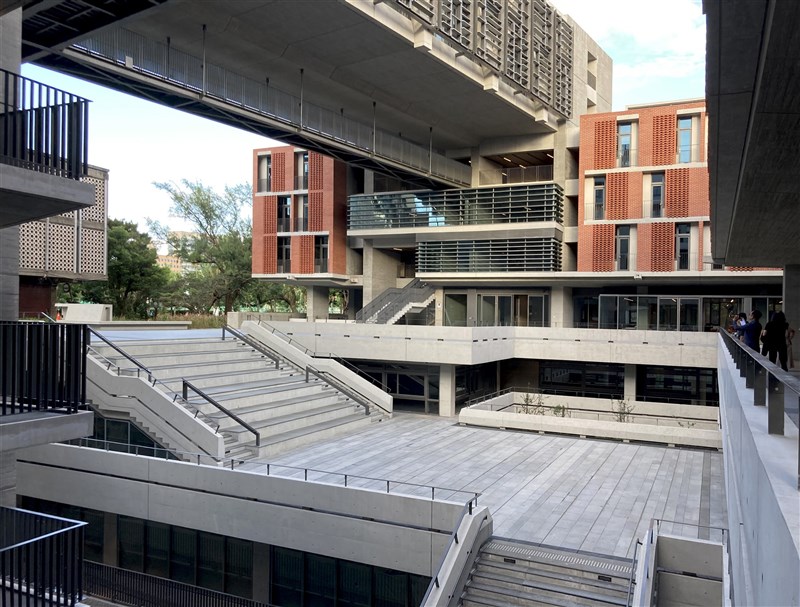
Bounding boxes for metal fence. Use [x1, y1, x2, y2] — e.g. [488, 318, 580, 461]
[0, 507, 86, 607]
[84, 561, 276, 607]
[0, 68, 89, 179]
[0, 321, 88, 415]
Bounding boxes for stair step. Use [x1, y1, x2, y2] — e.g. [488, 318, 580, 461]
[203, 390, 343, 420]
[257, 411, 383, 455]
[468, 570, 627, 606]
[225, 401, 361, 435]
[465, 580, 614, 607]
[474, 560, 629, 597]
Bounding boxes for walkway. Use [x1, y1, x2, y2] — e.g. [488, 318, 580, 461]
[250, 413, 726, 559]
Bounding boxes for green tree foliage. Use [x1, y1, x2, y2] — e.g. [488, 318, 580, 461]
[152, 180, 254, 313]
[151, 179, 307, 314]
[80, 219, 170, 319]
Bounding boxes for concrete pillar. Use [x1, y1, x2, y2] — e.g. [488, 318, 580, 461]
[252, 542, 270, 603]
[0, 450, 17, 507]
[362, 241, 398, 304]
[439, 364, 456, 417]
[550, 286, 572, 328]
[434, 288, 444, 326]
[306, 286, 329, 321]
[103, 513, 118, 566]
[784, 265, 800, 367]
[624, 364, 637, 401]
[0, 12, 21, 322]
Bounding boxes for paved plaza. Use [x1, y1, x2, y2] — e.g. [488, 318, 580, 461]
[250, 413, 727, 559]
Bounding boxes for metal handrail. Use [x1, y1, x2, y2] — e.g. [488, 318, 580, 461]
[305, 365, 370, 415]
[183, 380, 260, 447]
[64, 437, 481, 502]
[626, 539, 641, 606]
[355, 278, 423, 323]
[222, 324, 281, 369]
[419, 497, 480, 605]
[254, 320, 391, 394]
[87, 326, 154, 382]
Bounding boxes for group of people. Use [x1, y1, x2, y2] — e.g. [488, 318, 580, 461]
[733, 309, 795, 371]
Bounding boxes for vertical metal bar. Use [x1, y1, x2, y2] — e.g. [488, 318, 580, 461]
[299, 67, 304, 128]
[745, 356, 755, 388]
[767, 373, 784, 435]
[201, 24, 207, 96]
[372, 101, 376, 153]
[753, 363, 766, 406]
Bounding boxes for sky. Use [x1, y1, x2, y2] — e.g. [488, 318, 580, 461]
[20, 0, 706, 233]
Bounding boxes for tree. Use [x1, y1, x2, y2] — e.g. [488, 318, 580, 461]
[151, 180, 253, 313]
[80, 219, 170, 319]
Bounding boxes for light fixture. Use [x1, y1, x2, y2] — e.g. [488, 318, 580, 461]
[502, 156, 512, 162]
[546, 153, 554, 158]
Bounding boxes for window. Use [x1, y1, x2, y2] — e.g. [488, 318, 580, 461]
[615, 225, 631, 271]
[257, 155, 271, 192]
[295, 151, 308, 190]
[593, 176, 605, 220]
[617, 122, 632, 167]
[651, 173, 664, 217]
[677, 116, 695, 163]
[314, 235, 328, 273]
[295, 195, 308, 231]
[676, 223, 690, 270]
[277, 236, 291, 273]
[277, 196, 291, 232]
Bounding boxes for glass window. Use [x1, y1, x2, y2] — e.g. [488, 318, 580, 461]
[599, 295, 619, 329]
[277, 196, 291, 232]
[170, 527, 196, 585]
[118, 516, 145, 572]
[528, 295, 549, 327]
[676, 223, 690, 270]
[257, 155, 271, 192]
[339, 561, 371, 607]
[306, 554, 336, 607]
[677, 116, 693, 163]
[615, 225, 631, 271]
[573, 296, 599, 328]
[314, 236, 328, 273]
[197, 532, 224, 592]
[145, 522, 170, 578]
[83, 509, 105, 563]
[659, 298, 678, 331]
[618, 122, 632, 167]
[272, 546, 303, 605]
[277, 237, 291, 273]
[638, 297, 658, 330]
[680, 298, 700, 331]
[651, 173, 664, 217]
[594, 176, 605, 220]
[225, 538, 253, 599]
[620, 296, 638, 329]
[480, 295, 495, 326]
[296, 195, 308, 231]
[374, 568, 407, 607]
[498, 296, 512, 326]
[444, 294, 468, 326]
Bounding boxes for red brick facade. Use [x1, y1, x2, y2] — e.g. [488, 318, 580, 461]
[578, 101, 710, 274]
[251, 146, 347, 277]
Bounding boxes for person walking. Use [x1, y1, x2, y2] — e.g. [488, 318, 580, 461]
[761, 311, 789, 371]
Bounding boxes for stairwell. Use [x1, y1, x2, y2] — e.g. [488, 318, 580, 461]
[88, 334, 388, 462]
[461, 538, 633, 607]
[355, 278, 435, 324]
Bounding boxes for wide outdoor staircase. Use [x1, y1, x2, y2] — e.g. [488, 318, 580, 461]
[460, 538, 633, 607]
[355, 278, 435, 324]
[88, 334, 387, 461]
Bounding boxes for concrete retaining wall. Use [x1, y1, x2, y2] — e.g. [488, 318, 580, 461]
[16, 443, 466, 577]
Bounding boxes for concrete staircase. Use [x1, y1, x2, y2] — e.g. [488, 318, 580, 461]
[461, 539, 633, 607]
[89, 336, 386, 461]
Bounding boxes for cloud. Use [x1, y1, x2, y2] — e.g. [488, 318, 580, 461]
[550, 0, 706, 108]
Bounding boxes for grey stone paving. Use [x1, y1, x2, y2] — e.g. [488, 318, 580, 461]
[243, 413, 727, 559]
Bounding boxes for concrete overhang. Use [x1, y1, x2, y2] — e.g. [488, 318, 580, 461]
[0, 410, 93, 452]
[28, 0, 555, 154]
[0, 163, 95, 228]
[705, 0, 800, 266]
[251, 273, 356, 288]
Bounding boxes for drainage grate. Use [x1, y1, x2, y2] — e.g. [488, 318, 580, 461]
[485, 540, 630, 575]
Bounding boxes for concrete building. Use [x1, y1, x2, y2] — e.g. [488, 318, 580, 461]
[0, 0, 797, 605]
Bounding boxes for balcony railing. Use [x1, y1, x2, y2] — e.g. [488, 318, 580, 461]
[479, 165, 553, 185]
[0, 68, 89, 179]
[0, 321, 88, 415]
[677, 143, 703, 164]
[616, 146, 637, 168]
[349, 183, 563, 231]
[0, 507, 86, 606]
[294, 174, 308, 190]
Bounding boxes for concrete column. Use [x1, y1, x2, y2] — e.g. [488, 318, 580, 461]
[784, 265, 800, 367]
[306, 286, 329, 321]
[439, 364, 456, 417]
[550, 286, 572, 328]
[624, 364, 637, 401]
[434, 288, 444, 326]
[0, 227, 20, 321]
[362, 242, 398, 304]
[252, 542, 270, 603]
[103, 513, 118, 566]
[0, 450, 17, 507]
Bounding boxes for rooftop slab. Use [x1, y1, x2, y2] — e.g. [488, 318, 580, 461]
[245, 413, 726, 559]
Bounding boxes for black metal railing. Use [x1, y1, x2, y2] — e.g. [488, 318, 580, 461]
[0, 321, 88, 415]
[0, 506, 86, 606]
[183, 380, 260, 447]
[720, 330, 800, 488]
[355, 278, 435, 324]
[84, 561, 276, 607]
[0, 68, 89, 179]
